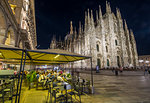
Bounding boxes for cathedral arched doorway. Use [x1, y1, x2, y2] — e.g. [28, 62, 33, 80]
[97, 58, 101, 68]
[0, 7, 7, 44]
[117, 56, 121, 67]
[107, 59, 110, 67]
[4, 27, 15, 46]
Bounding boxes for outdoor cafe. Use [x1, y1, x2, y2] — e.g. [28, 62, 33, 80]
[0, 44, 93, 103]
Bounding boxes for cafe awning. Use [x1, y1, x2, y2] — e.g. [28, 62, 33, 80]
[0, 44, 91, 65]
[26, 49, 91, 64]
[0, 44, 26, 62]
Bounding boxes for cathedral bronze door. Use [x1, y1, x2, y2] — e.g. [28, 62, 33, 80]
[117, 56, 121, 67]
[97, 59, 101, 68]
[107, 59, 110, 67]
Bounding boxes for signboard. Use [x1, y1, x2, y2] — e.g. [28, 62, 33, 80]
[0, 70, 14, 76]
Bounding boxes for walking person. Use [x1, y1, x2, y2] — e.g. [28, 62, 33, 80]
[112, 67, 115, 73]
[115, 67, 118, 76]
[120, 66, 123, 73]
[144, 67, 148, 76]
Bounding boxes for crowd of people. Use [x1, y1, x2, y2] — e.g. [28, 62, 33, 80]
[35, 69, 71, 87]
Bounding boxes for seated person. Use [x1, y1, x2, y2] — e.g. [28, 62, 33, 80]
[47, 72, 51, 78]
[36, 73, 40, 79]
[38, 73, 45, 82]
[57, 74, 64, 82]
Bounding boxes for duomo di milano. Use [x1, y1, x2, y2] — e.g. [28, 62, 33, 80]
[0, 0, 139, 68]
[50, 1, 139, 69]
[0, 0, 36, 49]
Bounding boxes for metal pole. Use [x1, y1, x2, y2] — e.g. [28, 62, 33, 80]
[90, 57, 94, 94]
[15, 51, 24, 103]
[18, 51, 27, 103]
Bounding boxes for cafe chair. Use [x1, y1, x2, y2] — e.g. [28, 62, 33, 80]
[0, 84, 4, 103]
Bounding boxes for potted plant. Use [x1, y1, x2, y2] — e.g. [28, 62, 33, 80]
[26, 71, 36, 90]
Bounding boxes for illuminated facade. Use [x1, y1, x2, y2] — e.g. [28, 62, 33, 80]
[139, 55, 150, 67]
[50, 2, 139, 68]
[0, 0, 37, 49]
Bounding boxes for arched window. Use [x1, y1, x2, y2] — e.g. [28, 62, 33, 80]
[96, 44, 99, 52]
[107, 59, 110, 67]
[115, 40, 118, 45]
[97, 59, 101, 68]
[106, 46, 108, 52]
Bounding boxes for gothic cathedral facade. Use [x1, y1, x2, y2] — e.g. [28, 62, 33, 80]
[50, 2, 139, 69]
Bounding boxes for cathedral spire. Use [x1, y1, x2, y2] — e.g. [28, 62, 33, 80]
[78, 21, 82, 36]
[90, 10, 94, 27]
[96, 10, 99, 23]
[106, 1, 111, 13]
[50, 35, 57, 49]
[124, 19, 130, 42]
[87, 9, 91, 26]
[130, 29, 135, 42]
[74, 27, 77, 41]
[124, 20, 129, 32]
[82, 25, 84, 33]
[99, 5, 103, 25]
[84, 11, 88, 32]
[70, 21, 73, 34]
[99, 5, 102, 20]
[130, 29, 138, 66]
[52, 35, 56, 42]
[116, 8, 122, 19]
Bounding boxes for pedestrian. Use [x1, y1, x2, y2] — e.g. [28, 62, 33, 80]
[112, 67, 115, 73]
[120, 67, 123, 73]
[96, 65, 100, 73]
[144, 67, 148, 75]
[115, 68, 118, 76]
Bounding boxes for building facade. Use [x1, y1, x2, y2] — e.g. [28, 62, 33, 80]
[0, 0, 37, 49]
[139, 55, 150, 67]
[50, 2, 139, 69]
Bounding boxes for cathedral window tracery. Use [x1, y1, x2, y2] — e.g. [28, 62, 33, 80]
[106, 46, 108, 52]
[115, 40, 118, 45]
[96, 44, 99, 52]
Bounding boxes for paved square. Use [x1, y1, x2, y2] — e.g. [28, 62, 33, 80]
[11, 71, 150, 103]
[81, 71, 150, 103]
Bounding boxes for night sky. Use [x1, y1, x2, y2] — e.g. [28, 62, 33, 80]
[35, 0, 150, 55]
